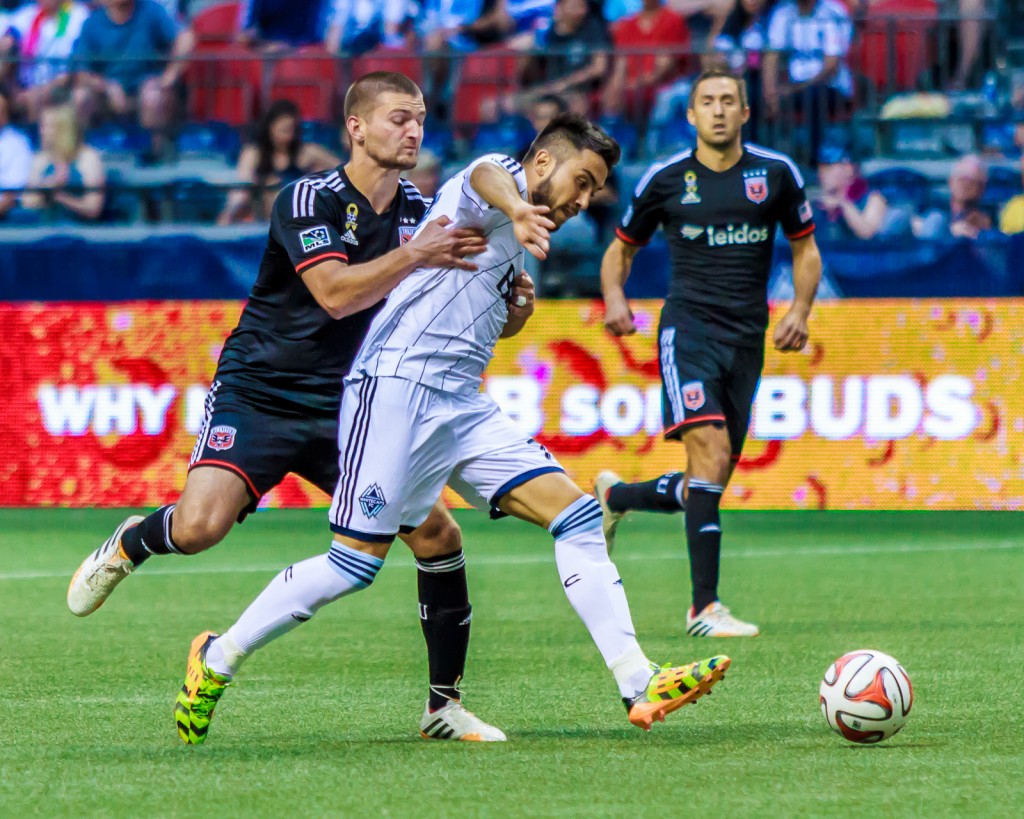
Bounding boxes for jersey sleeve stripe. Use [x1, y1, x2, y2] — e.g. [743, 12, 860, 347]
[746, 143, 805, 188]
[785, 224, 816, 240]
[295, 251, 349, 272]
[306, 185, 316, 217]
[615, 226, 646, 246]
[633, 149, 692, 197]
[292, 182, 304, 218]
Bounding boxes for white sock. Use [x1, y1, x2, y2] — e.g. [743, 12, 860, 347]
[549, 496, 652, 699]
[205, 542, 384, 678]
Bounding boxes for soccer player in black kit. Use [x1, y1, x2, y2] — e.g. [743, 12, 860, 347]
[68, 73, 529, 741]
[595, 69, 823, 638]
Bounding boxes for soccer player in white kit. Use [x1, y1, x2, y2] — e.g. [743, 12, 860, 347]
[177, 115, 732, 740]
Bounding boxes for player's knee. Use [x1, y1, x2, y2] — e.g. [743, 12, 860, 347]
[407, 518, 463, 560]
[171, 501, 235, 553]
[688, 442, 732, 483]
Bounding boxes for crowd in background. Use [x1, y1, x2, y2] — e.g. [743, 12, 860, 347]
[0, 0, 1022, 247]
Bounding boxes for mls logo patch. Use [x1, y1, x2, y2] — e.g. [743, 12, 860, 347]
[299, 226, 330, 253]
[682, 381, 706, 411]
[208, 425, 237, 451]
[359, 483, 387, 519]
[743, 173, 769, 204]
[398, 226, 416, 245]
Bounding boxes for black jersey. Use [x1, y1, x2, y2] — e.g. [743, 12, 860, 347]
[215, 168, 428, 414]
[617, 144, 815, 347]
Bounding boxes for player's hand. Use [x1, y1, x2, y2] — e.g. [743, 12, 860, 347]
[512, 202, 556, 261]
[409, 216, 488, 271]
[603, 295, 636, 336]
[507, 270, 535, 320]
[773, 307, 809, 352]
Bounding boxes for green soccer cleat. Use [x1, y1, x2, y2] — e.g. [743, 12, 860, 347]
[625, 655, 731, 731]
[175, 631, 230, 746]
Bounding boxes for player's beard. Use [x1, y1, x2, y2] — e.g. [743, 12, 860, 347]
[365, 139, 419, 171]
[531, 175, 565, 230]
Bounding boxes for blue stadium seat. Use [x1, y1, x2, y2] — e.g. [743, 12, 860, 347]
[982, 164, 1023, 208]
[597, 115, 639, 160]
[169, 179, 227, 222]
[979, 120, 1019, 156]
[176, 122, 242, 162]
[644, 119, 696, 159]
[85, 123, 152, 158]
[866, 167, 932, 212]
[421, 127, 456, 161]
[470, 116, 532, 158]
[101, 168, 144, 224]
[301, 120, 343, 155]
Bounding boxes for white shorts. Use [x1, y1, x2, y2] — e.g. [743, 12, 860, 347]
[329, 376, 564, 541]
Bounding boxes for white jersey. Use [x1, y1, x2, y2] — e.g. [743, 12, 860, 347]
[349, 154, 527, 394]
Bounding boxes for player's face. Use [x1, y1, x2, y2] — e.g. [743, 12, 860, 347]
[358, 93, 426, 171]
[687, 77, 749, 149]
[530, 149, 609, 230]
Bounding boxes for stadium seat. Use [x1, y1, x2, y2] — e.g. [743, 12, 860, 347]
[866, 167, 932, 211]
[350, 48, 423, 87]
[852, 0, 937, 91]
[85, 123, 152, 158]
[421, 128, 454, 160]
[301, 120, 343, 155]
[101, 168, 144, 224]
[270, 47, 339, 122]
[981, 165, 1023, 208]
[168, 179, 227, 222]
[452, 49, 520, 127]
[596, 115, 640, 160]
[644, 119, 697, 159]
[193, 2, 242, 47]
[176, 122, 242, 161]
[186, 44, 263, 127]
[470, 115, 533, 157]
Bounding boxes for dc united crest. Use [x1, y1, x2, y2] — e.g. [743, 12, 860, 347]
[359, 483, 387, 519]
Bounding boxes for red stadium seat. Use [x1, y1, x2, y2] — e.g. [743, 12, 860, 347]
[452, 48, 521, 127]
[852, 0, 937, 91]
[270, 47, 340, 121]
[186, 44, 263, 126]
[350, 48, 423, 86]
[192, 2, 242, 46]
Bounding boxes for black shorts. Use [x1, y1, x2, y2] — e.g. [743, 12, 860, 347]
[188, 381, 339, 521]
[657, 318, 765, 459]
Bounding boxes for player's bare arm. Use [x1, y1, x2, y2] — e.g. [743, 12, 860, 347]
[501, 271, 536, 338]
[470, 161, 556, 260]
[600, 238, 640, 336]
[301, 217, 488, 319]
[773, 233, 822, 352]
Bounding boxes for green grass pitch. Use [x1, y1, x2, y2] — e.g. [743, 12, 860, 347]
[1, 509, 1021, 817]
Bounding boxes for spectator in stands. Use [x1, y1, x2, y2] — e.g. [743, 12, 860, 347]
[22, 101, 106, 221]
[526, 92, 568, 133]
[404, 148, 442, 198]
[816, 147, 890, 240]
[998, 154, 1024, 234]
[518, 0, 611, 113]
[951, 0, 988, 91]
[0, 0, 90, 122]
[603, 0, 689, 121]
[710, 0, 774, 140]
[913, 154, 993, 240]
[326, 0, 411, 54]
[238, 0, 329, 49]
[218, 99, 340, 225]
[72, 0, 195, 133]
[0, 88, 33, 219]
[762, 0, 852, 166]
[462, 0, 555, 47]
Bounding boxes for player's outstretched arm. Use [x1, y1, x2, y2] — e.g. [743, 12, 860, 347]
[600, 238, 640, 336]
[470, 161, 555, 260]
[302, 217, 487, 319]
[773, 233, 822, 352]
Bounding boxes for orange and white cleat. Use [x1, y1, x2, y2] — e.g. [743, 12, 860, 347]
[419, 699, 507, 742]
[67, 515, 144, 616]
[625, 656, 731, 731]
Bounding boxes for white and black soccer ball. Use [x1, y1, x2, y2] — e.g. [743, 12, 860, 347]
[819, 650, 913, 744]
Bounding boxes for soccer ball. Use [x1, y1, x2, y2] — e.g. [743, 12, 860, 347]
[819, 650, 913, 744]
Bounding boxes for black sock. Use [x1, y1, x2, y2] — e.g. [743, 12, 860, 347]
[684, 480, 723, 613]
[607, 472, 685, 514]
[120, 505, 181, 566]
[417, 550, 471, 712]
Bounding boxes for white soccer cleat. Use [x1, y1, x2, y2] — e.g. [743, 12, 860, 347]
[67, 515, 144, 617]
[686, 602, 760, 638]
[419, 700, 507, 742]
[594, 470, 625, 554]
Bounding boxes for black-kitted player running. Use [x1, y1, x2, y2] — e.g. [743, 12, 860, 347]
[68, 73, 532, 741]
[595, 69, 822, 638]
